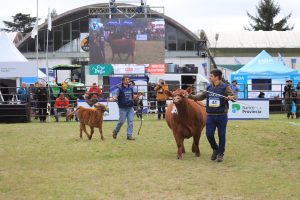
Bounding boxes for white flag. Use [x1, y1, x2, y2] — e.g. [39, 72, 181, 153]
[31, 20, 38, 38]
[48, 8, 52, 31]
[278, 53, 286, 66]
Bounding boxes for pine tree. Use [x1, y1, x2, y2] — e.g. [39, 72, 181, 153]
[245, 0, 294, 31]
[2, 13, 37, 34]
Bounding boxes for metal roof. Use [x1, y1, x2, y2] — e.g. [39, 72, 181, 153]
[205, 31, 300, 48]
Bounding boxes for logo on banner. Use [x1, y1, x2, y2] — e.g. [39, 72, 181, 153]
[232, 103, 241, 113]
[89, 64, 113, 75]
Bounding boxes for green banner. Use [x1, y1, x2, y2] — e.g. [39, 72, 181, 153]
[89, 64, 113, 75]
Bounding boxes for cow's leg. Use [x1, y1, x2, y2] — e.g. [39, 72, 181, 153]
[81, 123, 90, 139]
[98, 127, 104, 141]
[79, 123, 83, 139]
[192, 133, 201, 157]
[89, 127, 94, 140]
[174, 134, 184, 159]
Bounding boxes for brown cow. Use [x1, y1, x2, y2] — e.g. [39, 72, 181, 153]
[67, 103, 109, 140]
[165, 89, 206, 159]
[108, 38, 135, 63]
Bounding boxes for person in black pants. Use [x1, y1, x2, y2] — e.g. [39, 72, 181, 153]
[35, 83, 48, 122]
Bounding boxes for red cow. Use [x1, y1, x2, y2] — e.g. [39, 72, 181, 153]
[165, 89, 206, 159]
[67, 103, 109, 141]
[108, 38, 135, 63]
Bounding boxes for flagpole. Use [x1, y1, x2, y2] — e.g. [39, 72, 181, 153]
[46, 8, 50, 85]
[36, 0, 39, 79]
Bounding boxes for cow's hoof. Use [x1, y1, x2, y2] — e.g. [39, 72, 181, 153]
[195, 152, 200, 157]
[177, 155, 182, 159]
[101, 137, 105, 141]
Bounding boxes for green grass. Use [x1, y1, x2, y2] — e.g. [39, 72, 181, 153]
[0, 114, 300, 200]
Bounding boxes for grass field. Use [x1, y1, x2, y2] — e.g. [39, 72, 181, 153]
[0, 114, 300, 200]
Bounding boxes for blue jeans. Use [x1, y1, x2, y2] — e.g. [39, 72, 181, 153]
[113, 107, 134, 137]
[206, 114, 228, 154]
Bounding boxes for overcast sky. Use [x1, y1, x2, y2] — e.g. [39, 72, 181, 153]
[0, 0, 299, 33]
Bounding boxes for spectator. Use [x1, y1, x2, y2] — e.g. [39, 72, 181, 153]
[88, 82, 103, 98]
[295, 82, 300, 119]
[283, 79, 295, 119]
[154, 79, 169, 120]
[230, 80, 240, 99]
[54, 92, 70, 122]
[35, 82, 48, 122]
[17, 82, 29, 103]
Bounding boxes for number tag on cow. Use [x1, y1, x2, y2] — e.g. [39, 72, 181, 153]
[171, 105, 177, 114]
[208, 98, 220, 108]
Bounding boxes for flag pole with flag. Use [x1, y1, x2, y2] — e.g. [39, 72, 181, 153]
[31, 0, 39, 86]
[46, 8, 52, 86]
[46, 8, 52, 121]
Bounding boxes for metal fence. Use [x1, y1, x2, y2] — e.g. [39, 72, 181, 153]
[0, 83, 299, 122]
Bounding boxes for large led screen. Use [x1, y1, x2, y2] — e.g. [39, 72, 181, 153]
[89, 18, 165, 65]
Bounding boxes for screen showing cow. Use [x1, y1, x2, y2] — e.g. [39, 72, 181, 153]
[89, 18, 165, 65]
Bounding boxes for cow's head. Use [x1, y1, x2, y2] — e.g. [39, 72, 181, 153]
[164, 89, 188, 105]
[94, 103, 109, 112]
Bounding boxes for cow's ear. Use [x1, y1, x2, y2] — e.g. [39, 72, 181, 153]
[186, 87, 193, 94]
[164, 90, 172, 97]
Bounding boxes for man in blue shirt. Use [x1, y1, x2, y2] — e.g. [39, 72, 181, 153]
[189, 69, 235, 162]
[230, 80, 240, 99]
[17, 82, 29, 103]
[109, 76, 140, 140]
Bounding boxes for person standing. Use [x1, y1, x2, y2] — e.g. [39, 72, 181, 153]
[188, 69, 235, 162]
[109, 76, 140, 140]
[17, 82, 29, 103]
[283, 79, 295, 119]
[154, 79, 169, 120]
[295, 82, 300, 119]
[36, 82, 48, 122]
[230, 80, 240, 99]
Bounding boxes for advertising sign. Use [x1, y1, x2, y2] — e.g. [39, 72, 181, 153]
[89, 64, 113, 75]
[77, 100, 119, 120]
[0, 61, 37, 78]
[113, 64, 145, 74]
[145, 64, 165, 75]
[228, 100, 269, 120]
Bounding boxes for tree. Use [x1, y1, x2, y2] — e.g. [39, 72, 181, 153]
[2, 13, 37, 34]
[245, 0, 294, 31]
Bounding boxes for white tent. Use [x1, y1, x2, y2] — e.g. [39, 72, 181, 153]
[0, 32, 27, 62]
[0, 32, 37, 80]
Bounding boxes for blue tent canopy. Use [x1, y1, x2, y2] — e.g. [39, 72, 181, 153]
[232, 50, 297, 78]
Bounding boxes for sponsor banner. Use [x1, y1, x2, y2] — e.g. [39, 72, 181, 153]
[77, 100, 119, 120]
[0, 61, 37, 78]
[113, 64, 145, 74]
[80, 33, 89, 52]
[228, 100, 269, 119]
[89, 64, 113, 75]
[145, 64, 165, 75]
[136, 34, 147, 41]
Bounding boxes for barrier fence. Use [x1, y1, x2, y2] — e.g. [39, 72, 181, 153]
[0, 83, 299, 122]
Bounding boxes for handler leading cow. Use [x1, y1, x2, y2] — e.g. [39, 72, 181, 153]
[188, 69, 236, 162]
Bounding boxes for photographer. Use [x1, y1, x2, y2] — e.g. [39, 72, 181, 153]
[283, 79, 295, 119]
[154, 79, 169, 120]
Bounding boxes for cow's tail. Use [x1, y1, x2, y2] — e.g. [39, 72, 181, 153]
[67, 106, 82, 120]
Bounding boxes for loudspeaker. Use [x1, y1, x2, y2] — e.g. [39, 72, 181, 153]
[0, 104, 30, 123]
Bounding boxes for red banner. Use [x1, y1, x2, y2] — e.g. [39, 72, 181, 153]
[145, 64, 165, 75]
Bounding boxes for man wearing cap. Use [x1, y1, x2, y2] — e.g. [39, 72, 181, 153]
[283, 79, 295, 119]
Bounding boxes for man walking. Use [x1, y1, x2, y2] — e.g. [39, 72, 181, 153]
[188, 69, 235, 162]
